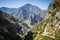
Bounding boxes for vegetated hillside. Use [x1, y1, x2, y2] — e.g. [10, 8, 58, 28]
[27, 0, 60, 40]
[0, 10, 25, 40]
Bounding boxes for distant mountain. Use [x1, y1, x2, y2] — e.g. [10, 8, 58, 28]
[0, 7, 16, 14]
[12, 3, 46, 27]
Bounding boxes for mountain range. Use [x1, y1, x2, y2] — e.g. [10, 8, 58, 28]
[0, 4, 46, 27]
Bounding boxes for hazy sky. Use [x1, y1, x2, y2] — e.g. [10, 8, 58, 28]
[0, 0, 52, 10]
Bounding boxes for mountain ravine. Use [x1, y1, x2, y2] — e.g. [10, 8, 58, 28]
[0, 0, 60, 40]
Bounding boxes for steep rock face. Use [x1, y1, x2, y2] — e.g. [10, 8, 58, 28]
[42, 0, 60, 39]
[30, 0, 60, 40]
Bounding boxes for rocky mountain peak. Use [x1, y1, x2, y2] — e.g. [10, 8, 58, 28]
[24, 3, 33, 7]
[12, 3, 46, 26]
